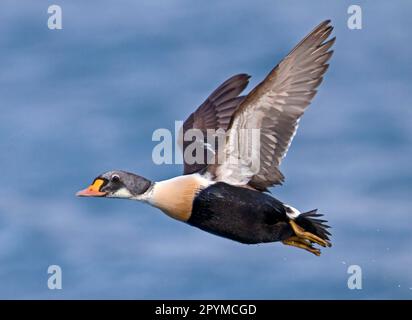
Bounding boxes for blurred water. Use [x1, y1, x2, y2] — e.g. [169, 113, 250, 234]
[0, 0, 411, 299]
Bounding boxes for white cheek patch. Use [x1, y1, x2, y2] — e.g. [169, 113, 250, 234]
[109, 187, 133, 199]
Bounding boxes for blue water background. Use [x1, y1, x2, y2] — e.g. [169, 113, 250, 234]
[0, 0, 411, 298]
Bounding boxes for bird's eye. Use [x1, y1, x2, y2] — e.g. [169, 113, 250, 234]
[111, 174, 120, 183]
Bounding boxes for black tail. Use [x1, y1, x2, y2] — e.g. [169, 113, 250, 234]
[295, 209, 332, 244]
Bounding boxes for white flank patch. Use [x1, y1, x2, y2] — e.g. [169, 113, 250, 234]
[284, 204, 301, 219]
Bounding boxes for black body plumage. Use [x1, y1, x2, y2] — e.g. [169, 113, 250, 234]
[188, 182, 294, 244]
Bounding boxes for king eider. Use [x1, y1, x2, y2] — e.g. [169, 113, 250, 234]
[77, 21, 334, 256]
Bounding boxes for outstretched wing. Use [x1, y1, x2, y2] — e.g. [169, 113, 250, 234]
[181, 74, 250, 174]
[213, 20, 335, 190]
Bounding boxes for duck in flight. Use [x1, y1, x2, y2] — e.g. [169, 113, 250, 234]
[77, 20, 335, 256]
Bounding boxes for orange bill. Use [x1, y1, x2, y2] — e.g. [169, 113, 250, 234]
[76, 178, 107, 197]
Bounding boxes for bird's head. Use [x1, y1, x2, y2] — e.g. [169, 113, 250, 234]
[76, 170, 152, 200]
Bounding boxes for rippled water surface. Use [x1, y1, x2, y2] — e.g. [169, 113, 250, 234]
[0, 0, 411, 298]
